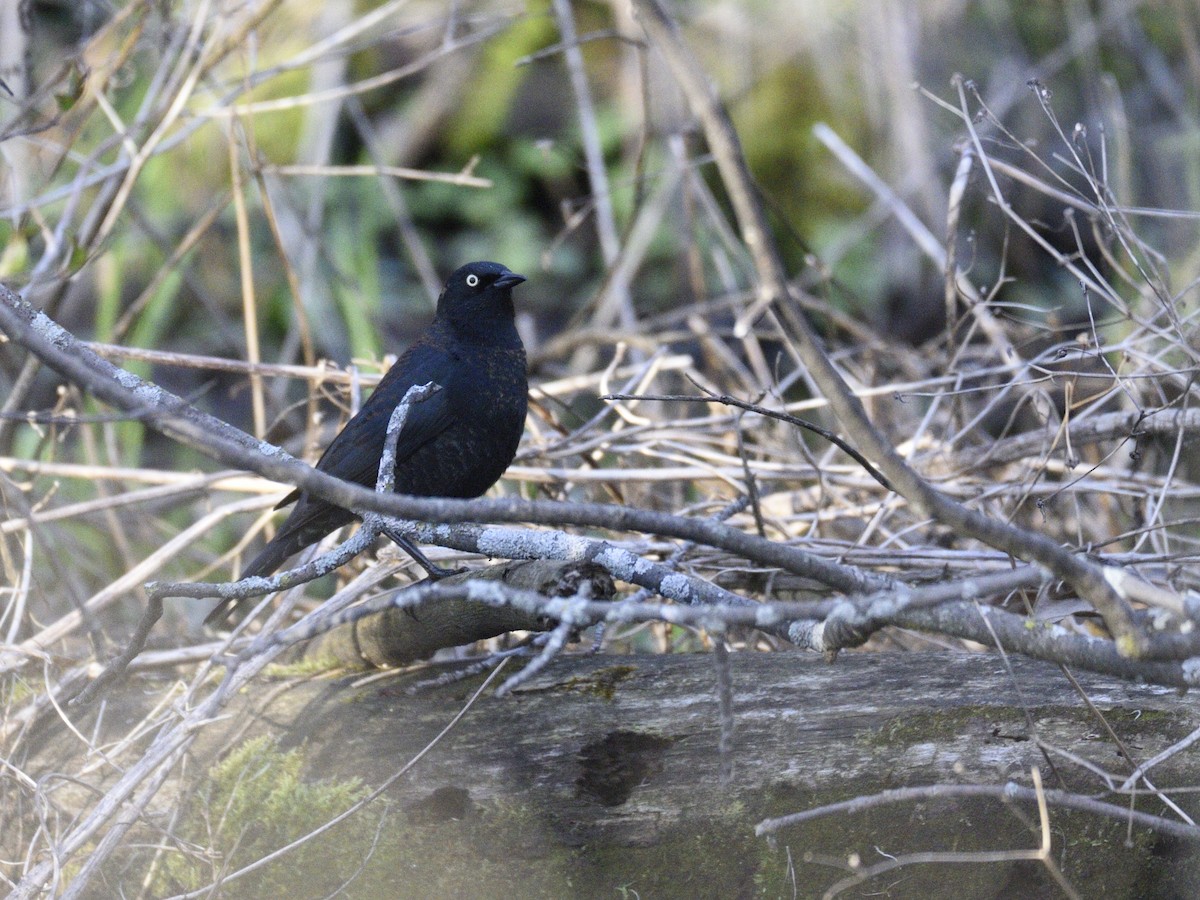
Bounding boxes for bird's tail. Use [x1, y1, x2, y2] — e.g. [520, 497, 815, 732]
[202, 531, 306, 626]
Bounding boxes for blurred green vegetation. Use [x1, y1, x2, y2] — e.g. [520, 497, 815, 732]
[151, 736, 373, 895]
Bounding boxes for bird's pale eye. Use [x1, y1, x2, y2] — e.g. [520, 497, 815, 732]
[466, 274, 480, 287]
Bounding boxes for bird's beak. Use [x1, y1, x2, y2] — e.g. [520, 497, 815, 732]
[494, 271, 526, 290]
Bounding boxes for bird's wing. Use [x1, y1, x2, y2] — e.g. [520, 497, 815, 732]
[276, 343, 460, 507]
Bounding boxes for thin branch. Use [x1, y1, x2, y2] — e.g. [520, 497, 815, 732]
[630, 0, 1145, 655]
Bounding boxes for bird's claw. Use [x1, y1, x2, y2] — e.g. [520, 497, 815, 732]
[423, 562, 468, 580]
[382, 526, 467, 580]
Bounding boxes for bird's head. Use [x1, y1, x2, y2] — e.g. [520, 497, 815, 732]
[436, 261, 526, 336]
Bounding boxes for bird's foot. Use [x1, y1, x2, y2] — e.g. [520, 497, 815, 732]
[382, 526, 466, 579]
[421, 560, 468, 579]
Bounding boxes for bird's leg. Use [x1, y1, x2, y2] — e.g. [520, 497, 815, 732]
[381, 525, 466, 579]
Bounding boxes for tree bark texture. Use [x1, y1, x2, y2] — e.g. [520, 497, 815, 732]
[12, 652, 1200, 898]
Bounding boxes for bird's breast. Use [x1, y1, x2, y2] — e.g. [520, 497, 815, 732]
[393, 343, 526, 499]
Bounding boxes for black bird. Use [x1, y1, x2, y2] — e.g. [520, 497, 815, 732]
[205, 261, 528, 625]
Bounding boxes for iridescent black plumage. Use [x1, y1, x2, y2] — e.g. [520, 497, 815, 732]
[205, 261, 527, 625]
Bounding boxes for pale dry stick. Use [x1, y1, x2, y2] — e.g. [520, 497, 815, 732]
[948, 404, 1197, 471]
[264, 162, 491, 187]
[35, 668, 252, 900]
[0, 2, 441, 224]
[558, 348, 665, 495]
[87, 0, 220, 249]
[509, 461, 825, 486]
[893, 368, 964, 463]
[982, 152, 1106, 215]
[198, 21, 515, 119]
[519, 438, 1199, 495]
[13, 647, 274, 897]
[600, 344, 663, 427]
[1084, 212, 1170, 312]
[111, 191, 231, 340]
[538, 353, 697, 397]
[2, 526, 32, 644]
[246, 171, 318, 430]
[0, 496, 269, 684]
[345, 97, 442, 301]
[89, 408, 144, 578]
[943, 143, 974, 338]
[552, 369, 926, 465]
[634, 446, 752, 494]
[560, 353, 1022, 412]
[281, 0, 414, 74]
[1128, 401, 1188, 558]
[1120, 338, 1200, 400]
[812, 122, 1013, 359]
[0, 756, 38, 799]
[0, 16, 161, 446]
[755, 780, 1200, 843]
[552, 0, 623, 286]
[816, 771, 1081, 900]
[599, 402, 845, 464]
[540, 348, 675, 455]
[1064, 291, 1142, 417]
[949, 78, 1125, 311]
[985, 150, 1200, 221]
[228, 122, 266, 439]
[90, 88, 140, 160]
[537, 179, 595, 270]
[587, 149, 686, 334]
[677, 150, 754, 276]
[78, 679, 191, 779]
[604, 391, 894, 492]
[851, 374, 947, 551]
[22, 12, 153, 284]
[552, 0, 638, 333]
[514, 27, 633, 66]
[678, 175, 779, 393]
[1035, 92, 1174, 313]
[683, 312, 760, 398]
[0, 459, 269, 498]
[1119, 722, 1200, 796]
